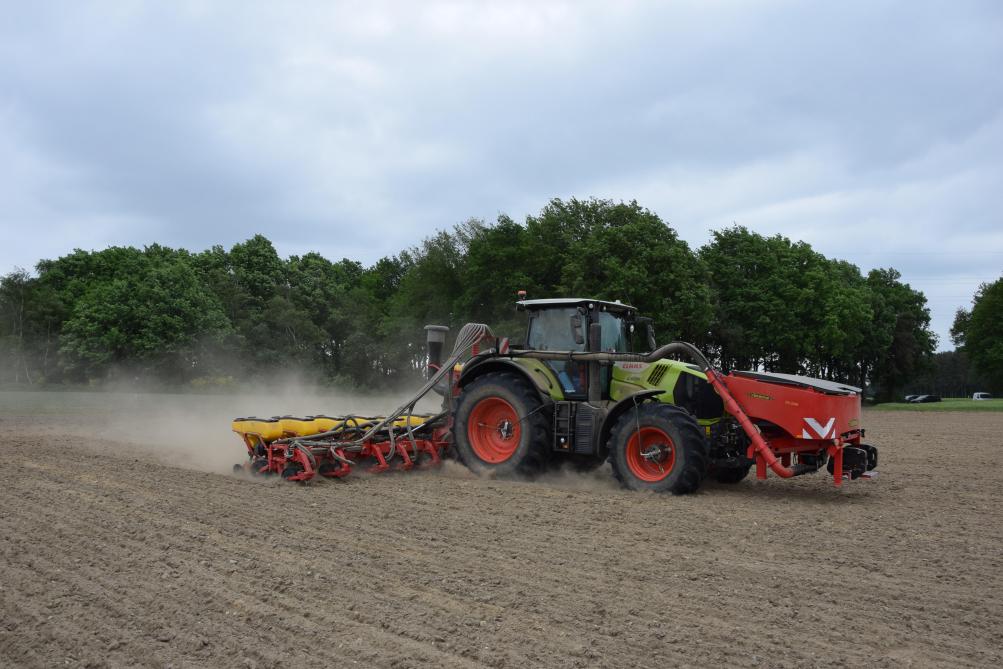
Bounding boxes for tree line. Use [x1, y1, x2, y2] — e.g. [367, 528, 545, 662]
[0, 198, 952, 400]
[949, 277, 1003, 395]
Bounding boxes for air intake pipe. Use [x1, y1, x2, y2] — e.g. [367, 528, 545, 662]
[508, 340, 712, 368]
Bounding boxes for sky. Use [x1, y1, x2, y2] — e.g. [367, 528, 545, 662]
[1, 1, 1001, 350]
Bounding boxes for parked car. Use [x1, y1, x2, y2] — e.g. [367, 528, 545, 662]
[909, 395, 942, 403]
[904, 395, 919, 402]
[973, 392, 993, 400]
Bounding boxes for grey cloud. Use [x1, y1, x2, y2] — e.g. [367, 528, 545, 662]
[0, 1, 1000, 349]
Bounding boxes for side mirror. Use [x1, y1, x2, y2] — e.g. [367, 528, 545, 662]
[570, 315, 585, 345]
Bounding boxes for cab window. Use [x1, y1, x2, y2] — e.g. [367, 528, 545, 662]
[526, 308, 586, 397]
[526, 308, 584, 351]
[597, 311, 629, 352]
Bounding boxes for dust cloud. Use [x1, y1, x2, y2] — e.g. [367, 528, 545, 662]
[121, 384, 447, 475]
[1, 381, 623, 491]
[534, 462, 622, 492]
[0, 381, 446, 476]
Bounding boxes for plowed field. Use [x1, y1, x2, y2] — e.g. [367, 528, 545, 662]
[1, 391, 1000, 668]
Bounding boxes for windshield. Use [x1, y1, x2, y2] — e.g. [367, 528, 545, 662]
[597, 311, 629, 352]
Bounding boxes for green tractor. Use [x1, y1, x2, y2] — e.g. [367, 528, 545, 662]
[445, 298, 743, 493]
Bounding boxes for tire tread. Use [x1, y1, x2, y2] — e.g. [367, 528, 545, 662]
[607, 402, 708, 494]
[453, 372, 551, 476]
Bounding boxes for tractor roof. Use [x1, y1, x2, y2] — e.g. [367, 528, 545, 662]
[516, 298, 637, 314]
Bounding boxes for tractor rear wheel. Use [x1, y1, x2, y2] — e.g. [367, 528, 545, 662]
[607, 403, 708, 494]
[453, 372, 551, 476]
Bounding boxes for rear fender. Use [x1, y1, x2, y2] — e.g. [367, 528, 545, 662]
[458, 358, 559, 403]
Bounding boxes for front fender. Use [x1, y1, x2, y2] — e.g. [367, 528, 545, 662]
[596, 389, 667, 454]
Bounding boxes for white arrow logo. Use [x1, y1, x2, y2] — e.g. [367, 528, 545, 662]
[802, 417, 836, 439]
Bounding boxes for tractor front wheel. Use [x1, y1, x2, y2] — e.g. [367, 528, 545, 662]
[712, 463, 751, 484]
[607, 403, 708, 494]
[453, 372, 551, 476]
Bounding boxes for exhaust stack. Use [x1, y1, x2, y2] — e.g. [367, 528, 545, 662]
[424, 325, 450, 379]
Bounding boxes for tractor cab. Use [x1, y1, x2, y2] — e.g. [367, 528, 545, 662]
[516, 298, 645, 400]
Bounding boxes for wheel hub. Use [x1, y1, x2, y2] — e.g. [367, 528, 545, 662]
[640, 442, 671, 463]
[497, 419, 515, 440]
[624, 426, 678, 483]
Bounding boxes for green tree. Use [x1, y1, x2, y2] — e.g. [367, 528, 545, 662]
[286, 253, 364, 377]
[698, 227, 928, 396]
[239, 295, 327, 373]
[864, 269, 937, 402]
[804, 259, 873, 386]
[338, 255, 415, 386]
[700, 226, 818, 371]
[229, 234, 284, 311]
[456, 216, 534, 333]
[59, 260, 231, 381]
[952, 277, 1003, 393]
[192, 245, 245, 324]
[523, 198, 710, 344]
[908, 350, 980, 398]
[0, 269, 34, 383]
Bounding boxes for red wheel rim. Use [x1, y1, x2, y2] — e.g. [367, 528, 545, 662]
[624, 427, 676, 482]
[467, 397, 521, 464]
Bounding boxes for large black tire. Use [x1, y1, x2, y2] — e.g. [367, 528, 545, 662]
[607, 403, 708, 494]
[712, 464, 752, 484]
[281, 463, 304, 480]
[452, 372, 551, 476]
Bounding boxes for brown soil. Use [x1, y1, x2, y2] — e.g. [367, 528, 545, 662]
[1, 401, 1001, 668]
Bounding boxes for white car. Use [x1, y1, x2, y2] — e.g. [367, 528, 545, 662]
[972, 392, 992, 401]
